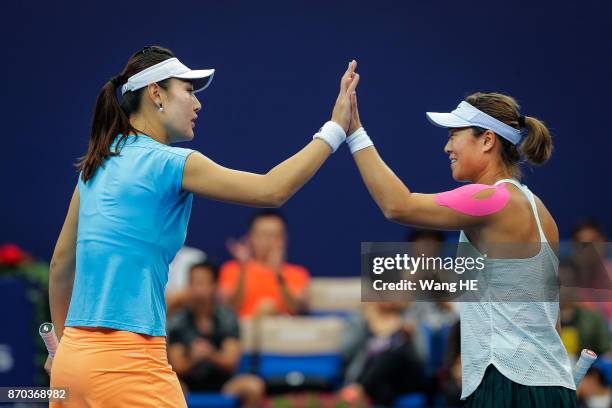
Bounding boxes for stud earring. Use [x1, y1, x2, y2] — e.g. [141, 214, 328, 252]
[159, 104, 164, 112]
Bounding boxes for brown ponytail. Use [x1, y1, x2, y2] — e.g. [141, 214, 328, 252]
[520, 116, 553, 165]
[77, 45, 175, 182]
[465, 92, 553, 179]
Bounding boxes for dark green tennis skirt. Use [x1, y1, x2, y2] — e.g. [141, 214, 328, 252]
[463, 364, 577, 408]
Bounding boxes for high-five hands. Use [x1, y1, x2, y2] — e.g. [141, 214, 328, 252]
[345, 65, 374, 154]
[331, 60, 360, 132]
[312, 59, 372, 153]
[348, 83, 363, 135]
[313, 60, 360, 153]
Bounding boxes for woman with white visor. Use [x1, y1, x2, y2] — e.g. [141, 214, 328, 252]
[344, 86, 577, 407]
[47, 45, 359, 407]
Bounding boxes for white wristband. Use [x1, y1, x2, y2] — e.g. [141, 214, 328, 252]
[346, 127, 373, 154]
[313, 121, 346, 153]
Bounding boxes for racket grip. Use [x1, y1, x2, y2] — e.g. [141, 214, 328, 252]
[573, 348, 597, 386]
[39, 322, 59, 358]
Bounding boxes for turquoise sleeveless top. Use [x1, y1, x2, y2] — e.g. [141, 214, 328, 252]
[65, 134, 194, 336]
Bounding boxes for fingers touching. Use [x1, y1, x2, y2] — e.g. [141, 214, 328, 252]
[341, 60, 357, 93]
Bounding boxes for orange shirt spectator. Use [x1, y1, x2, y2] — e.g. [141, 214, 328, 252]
[219, 210, 310, 319]
[219, 260, 309, 318]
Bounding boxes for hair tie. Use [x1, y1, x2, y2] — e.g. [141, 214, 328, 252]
[110, 75, 124, 88]
[518, 115, 526, 128]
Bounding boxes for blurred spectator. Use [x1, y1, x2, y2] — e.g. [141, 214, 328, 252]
[577, 366, 611, 408]
[440, 355, 463, 408]
[339, 302, 426, 407]
[166, 246, 207, 296]
[219, 210, 309, 319]
[440, 321, 463, 407]
[571, 218, 609, 259]
[403, 227, 459, 398]
[403, 229, 458, 330]
[568, 218, 612, 321]
[166, 246, 208, 317]
[167, 261, 265, 407]
[559, 299, 611, 357]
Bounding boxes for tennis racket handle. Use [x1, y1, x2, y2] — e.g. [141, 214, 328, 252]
[39, 322, 59, 358]
[573, 348, 597, 386]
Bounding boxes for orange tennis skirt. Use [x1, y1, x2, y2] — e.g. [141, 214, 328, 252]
[50, 326, 187, 407]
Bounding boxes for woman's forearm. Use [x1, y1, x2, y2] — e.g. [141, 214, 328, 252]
[49, 261, 75, 340]
[261, 139, 332, 206]
[352, 147, 413, 220]
[182, 138, 333, 208]
[49, 186, 79, 340]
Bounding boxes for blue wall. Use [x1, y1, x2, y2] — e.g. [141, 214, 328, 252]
[3, 1, 611, 276]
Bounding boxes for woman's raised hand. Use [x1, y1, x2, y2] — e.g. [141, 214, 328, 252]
[331, 60, 360, 133]
[348, 87, 363, 136]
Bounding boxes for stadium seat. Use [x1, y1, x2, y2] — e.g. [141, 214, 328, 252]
[238, 319, 259, 374]
[186, 392, 239, 408]
[253, 316, 345, 390]
[419, 320, 454, 376]
[308, 277, 362, 316]
[594, 356, 612, 385]
[394, 392, 427, 408]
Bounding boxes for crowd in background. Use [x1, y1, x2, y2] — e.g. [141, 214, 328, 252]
[159, 210, 612, 408]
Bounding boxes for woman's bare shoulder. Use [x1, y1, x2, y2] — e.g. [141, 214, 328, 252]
[532, 193, 559, 246]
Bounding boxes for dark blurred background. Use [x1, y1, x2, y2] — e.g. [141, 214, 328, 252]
[3, 0, 611, 276]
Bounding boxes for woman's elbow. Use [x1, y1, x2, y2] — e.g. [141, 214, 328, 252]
[49, 257, 74, 282]
[383, 207, 400, 222]
[380, 193, 412, 222]
[49, 259, 63, 279]
[382, 203, 409, 223]
[261, 189, 290, 208]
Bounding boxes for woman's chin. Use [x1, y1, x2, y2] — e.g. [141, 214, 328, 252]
[450, 168, 461, 181]
[451, 168, 469, 182]
[173, 130, 194, 143]
[184, 130, 195, 141]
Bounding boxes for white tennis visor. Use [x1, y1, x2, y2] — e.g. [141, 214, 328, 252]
[426, 101, 522, 145]
[121, 57, 215, 96]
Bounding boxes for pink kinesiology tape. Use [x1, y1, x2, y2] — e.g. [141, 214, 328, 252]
[435, 183, 510, 216]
